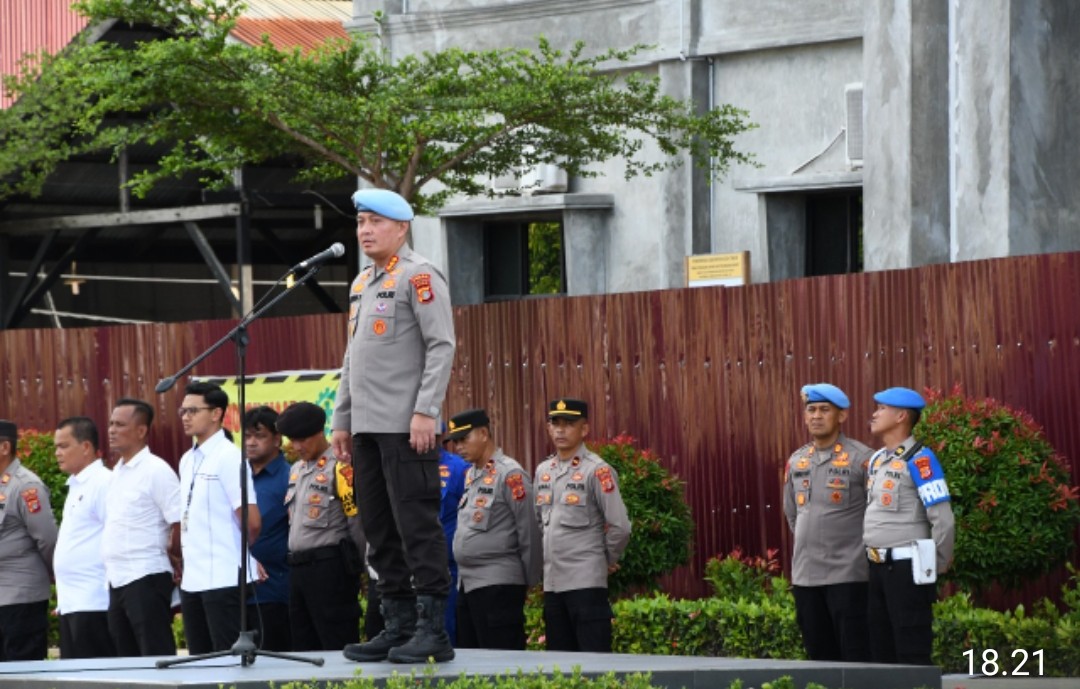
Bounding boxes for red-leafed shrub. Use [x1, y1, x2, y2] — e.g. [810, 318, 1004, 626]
[917, 386, 1080, 593]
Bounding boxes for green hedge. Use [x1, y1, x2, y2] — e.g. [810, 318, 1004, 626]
[524, 553, 1080, 676]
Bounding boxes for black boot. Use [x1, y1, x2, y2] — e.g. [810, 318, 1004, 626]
[387, 595, 455, 663]
[343, 597, 417, 662]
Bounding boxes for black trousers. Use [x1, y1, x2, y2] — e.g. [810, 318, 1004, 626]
[59, 610, 117, 659]
[456, 584, 528, 650]
[289, 554, 360, 651]
[867, 560, 937, 665]
[792, 582, 870, 661]
[543, 588, 613, 653]
[353, 433, 449, 598]
[0, 600, 48, 661]
[108, 571, 177, 657]
[246, 602, 291, 652]
[180, 586, 241, 654]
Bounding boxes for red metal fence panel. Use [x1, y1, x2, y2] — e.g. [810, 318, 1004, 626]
[2, 252, 1078, 605]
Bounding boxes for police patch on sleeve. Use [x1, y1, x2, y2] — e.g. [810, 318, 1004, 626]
[410, 273, 435, 303]
[908, 449, 951, 507]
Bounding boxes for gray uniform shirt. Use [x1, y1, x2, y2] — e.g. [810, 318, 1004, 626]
[285, 448, 365, 554]
[0, 459, 58, 605]
[863, 435, 956, 573]
[332, 245, 455, 433]
[782, 434, 873, 586]
[453, 449, 543, 593]
[533, 445, 632, 593]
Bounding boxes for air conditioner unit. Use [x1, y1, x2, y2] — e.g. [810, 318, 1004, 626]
[519, 163, 568, 194]
[845, 82, 864, 168]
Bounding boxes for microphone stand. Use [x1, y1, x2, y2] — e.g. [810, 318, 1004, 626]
[155, 265, 328, 669]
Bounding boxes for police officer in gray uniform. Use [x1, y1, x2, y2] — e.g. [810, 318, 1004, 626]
[782, 383, 872, 661]
[447, 408, 542, 650]
[332, 189, 456, 664]
[0, 419, 59, 661]
[864, 387, 955, 666]
[534, 398, 631, 653]
[279, 402, 366, 652]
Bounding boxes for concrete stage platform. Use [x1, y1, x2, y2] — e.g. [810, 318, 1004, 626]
[0, 649, 942, 689]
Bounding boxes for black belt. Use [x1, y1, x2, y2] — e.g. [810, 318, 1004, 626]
[287, 545, 341, 566]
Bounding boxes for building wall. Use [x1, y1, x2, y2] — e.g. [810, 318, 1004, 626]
[361, 0, 1080, 298]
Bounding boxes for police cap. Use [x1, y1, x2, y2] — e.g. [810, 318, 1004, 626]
[873, 387, 926, 410]
[800, 383, 850, 409]
[446, 409, 490, 441]
[0, 419, 16, 440]
[351, 189, 415, 221]
[548, 398, 588, 420]
[276, 402, 326, 439]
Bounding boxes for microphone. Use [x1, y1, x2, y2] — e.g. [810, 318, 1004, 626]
[292, 243, 345, 271]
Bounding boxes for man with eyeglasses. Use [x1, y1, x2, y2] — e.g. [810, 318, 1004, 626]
[176, 381, 261, 654]
[103, 398, 182, 657]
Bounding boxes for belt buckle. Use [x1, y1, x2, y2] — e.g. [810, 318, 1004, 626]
[868, 547, 884, 564]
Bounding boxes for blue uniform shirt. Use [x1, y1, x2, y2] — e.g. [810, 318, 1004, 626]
[249, 454, 291, 605]
[439, 449, 469, 570]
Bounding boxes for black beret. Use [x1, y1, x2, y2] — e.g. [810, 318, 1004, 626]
[548, 398, 588, 419]
[0, 420, 16, 440]
[276, 402, 326, 439]
[446, 409, 490, 441]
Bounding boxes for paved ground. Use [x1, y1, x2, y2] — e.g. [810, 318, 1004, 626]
[0, 650, 941, 689]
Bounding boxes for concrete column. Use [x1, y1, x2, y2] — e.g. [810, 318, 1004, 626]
[952, 0, 1080, 260]
[563, 209, 609, 296]
[862, 0, 950, 270]
[658, 58, 712, 287]
[444, 218, 484, 305]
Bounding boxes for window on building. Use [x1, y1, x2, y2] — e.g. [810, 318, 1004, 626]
[483, 220, 565, 301]
[806, 191, 863, 276]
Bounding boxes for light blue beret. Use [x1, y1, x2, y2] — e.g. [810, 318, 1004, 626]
[351, 189, 414, 221]
[800, 383, 850, 409]
[874, 387, 926, 410]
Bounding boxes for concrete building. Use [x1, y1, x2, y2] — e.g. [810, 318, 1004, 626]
[348, 0, 1080, 303]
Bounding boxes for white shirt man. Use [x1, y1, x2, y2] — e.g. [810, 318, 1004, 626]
[177, 381, 260, 655]
[54, 416, 116, 659]
[103, 398, 182, 657]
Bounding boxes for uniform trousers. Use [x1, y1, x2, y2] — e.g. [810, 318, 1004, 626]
[180, 586, 241, 654]
[59, 611, 117, 659]
[792, 582, 870, 661]
[456, 584, 528, 650]
[353, 433, 450, 598]
[246, 602, 291, 652]
[0, 600, 48, 661]
[108, 571, 177, 657]
[867, 560, 937, 665]
[543, 588, 613, 653]
[289, 553, 360, 650]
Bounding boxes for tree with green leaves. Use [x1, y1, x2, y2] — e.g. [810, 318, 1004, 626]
[0, 0, 755, 214]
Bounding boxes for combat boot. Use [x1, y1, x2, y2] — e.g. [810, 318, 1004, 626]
[342, 596, 417, 662]
[387, 595, 455, 663]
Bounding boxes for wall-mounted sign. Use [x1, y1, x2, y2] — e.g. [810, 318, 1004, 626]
[686, 251, 750, 288]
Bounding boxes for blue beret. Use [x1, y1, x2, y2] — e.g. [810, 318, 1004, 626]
[351, 189, 414, 221]
[800, 383, 850, 409]
[874, 387, 926, 410]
